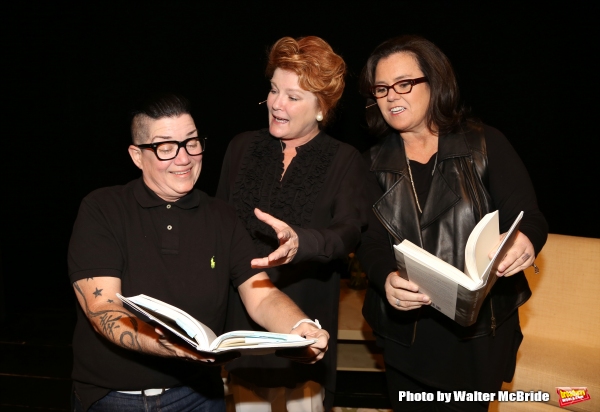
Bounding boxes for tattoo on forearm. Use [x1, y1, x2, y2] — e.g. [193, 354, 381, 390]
[74, 282, 142, 351]
[120, 318, 138, 347]
[107, 299, 114, 303]
[93, 288, 103, 298]
[99, 312, 122, 340]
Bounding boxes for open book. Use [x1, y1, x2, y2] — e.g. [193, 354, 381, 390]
[394, 211, 523, 326]
[117, 294, 315, 355]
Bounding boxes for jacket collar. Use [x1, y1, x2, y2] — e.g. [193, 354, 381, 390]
[370, 127, 472, 174]
[370, 128, 473, 243]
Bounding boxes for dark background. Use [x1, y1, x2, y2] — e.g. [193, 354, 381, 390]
[3, 2, 599, 317]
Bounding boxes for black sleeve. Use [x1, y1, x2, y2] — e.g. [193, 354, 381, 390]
[228, 213, 263, 288]
[355, 151, 398, 296]
[291, 149, 369, 264]
[68, 194, 123, 283]
[485, 125, 549, 255]
[215, 140, 233, 201]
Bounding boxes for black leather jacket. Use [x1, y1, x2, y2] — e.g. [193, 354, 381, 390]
[362, 122, 532, 345]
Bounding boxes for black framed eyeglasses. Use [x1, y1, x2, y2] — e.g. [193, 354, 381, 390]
[136, 137, 207, 161]
[370, 77, 428, 99]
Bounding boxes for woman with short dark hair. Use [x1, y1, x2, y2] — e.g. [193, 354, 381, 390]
[357, 35, 548, 411]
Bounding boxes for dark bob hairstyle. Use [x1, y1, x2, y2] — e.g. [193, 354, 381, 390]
[359, 35, 466, 137]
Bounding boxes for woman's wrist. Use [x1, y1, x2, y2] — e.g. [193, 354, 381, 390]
[290, 318, 321, 333]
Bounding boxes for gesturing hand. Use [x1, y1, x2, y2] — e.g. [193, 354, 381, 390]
[251, 208, 299, 268]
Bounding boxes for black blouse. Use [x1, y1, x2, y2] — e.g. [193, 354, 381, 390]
[216, 129, 368, 395]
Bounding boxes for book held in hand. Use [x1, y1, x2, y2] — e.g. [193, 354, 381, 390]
[117, 294, 315, 355]
[394, 210, 523, 326]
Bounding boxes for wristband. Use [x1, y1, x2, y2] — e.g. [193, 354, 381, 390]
[290, 318, 321, 332]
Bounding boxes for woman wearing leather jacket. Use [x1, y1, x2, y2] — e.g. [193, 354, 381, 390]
[356, 35, 548, 411]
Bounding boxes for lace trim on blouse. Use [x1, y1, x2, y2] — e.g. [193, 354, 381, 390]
[231, 129, 339, 257]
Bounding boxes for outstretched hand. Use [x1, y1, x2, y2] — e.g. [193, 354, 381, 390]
[251, 208, 299, 268]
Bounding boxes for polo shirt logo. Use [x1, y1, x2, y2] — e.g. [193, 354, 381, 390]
[211, 256, 216, 269]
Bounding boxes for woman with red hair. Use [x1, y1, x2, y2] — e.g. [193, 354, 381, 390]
[217, 36, 367, 411]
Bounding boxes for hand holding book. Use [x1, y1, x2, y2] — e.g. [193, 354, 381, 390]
[117, 294, 317, 355]
[393, 211, 524, 326]
[154, 327, 240, 365]
[276, 327, 330, 364]
[385, 270, 431, 311]
[490, 230, 536, 277]
[384, 225, 533, 313]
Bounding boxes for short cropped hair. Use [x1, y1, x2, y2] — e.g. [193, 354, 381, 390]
[131, 93, 191, 144]
[266, 36, 346, 126]
[359, 35, 466, 137]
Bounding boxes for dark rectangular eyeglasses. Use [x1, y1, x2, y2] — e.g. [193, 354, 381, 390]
[371, 77, 428, 99]
[136, 137, 207, 161]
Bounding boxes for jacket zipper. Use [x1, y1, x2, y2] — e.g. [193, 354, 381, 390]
[490, 298, 496, 337]
[411, 315, 418, 344]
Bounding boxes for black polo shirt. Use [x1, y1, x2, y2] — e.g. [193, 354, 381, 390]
[68, 177, 260, 408]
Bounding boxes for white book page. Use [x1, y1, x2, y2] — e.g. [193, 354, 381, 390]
[117, 294, 201, 349]
[464, 211, 499, 282]
[210, 331, 311, 352]
[122, 294, 217, 348]
[465, 211, 524, 285]
[482, 211, 524, 284]
[403, 255, 459, 319]
[395, 241, 480, 289]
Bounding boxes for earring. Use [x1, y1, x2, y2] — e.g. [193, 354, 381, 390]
[258, 100, 267, 105]
[316, 113, 323, 122]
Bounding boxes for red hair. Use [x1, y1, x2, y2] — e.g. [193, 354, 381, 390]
[266, 36, 346, 125]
